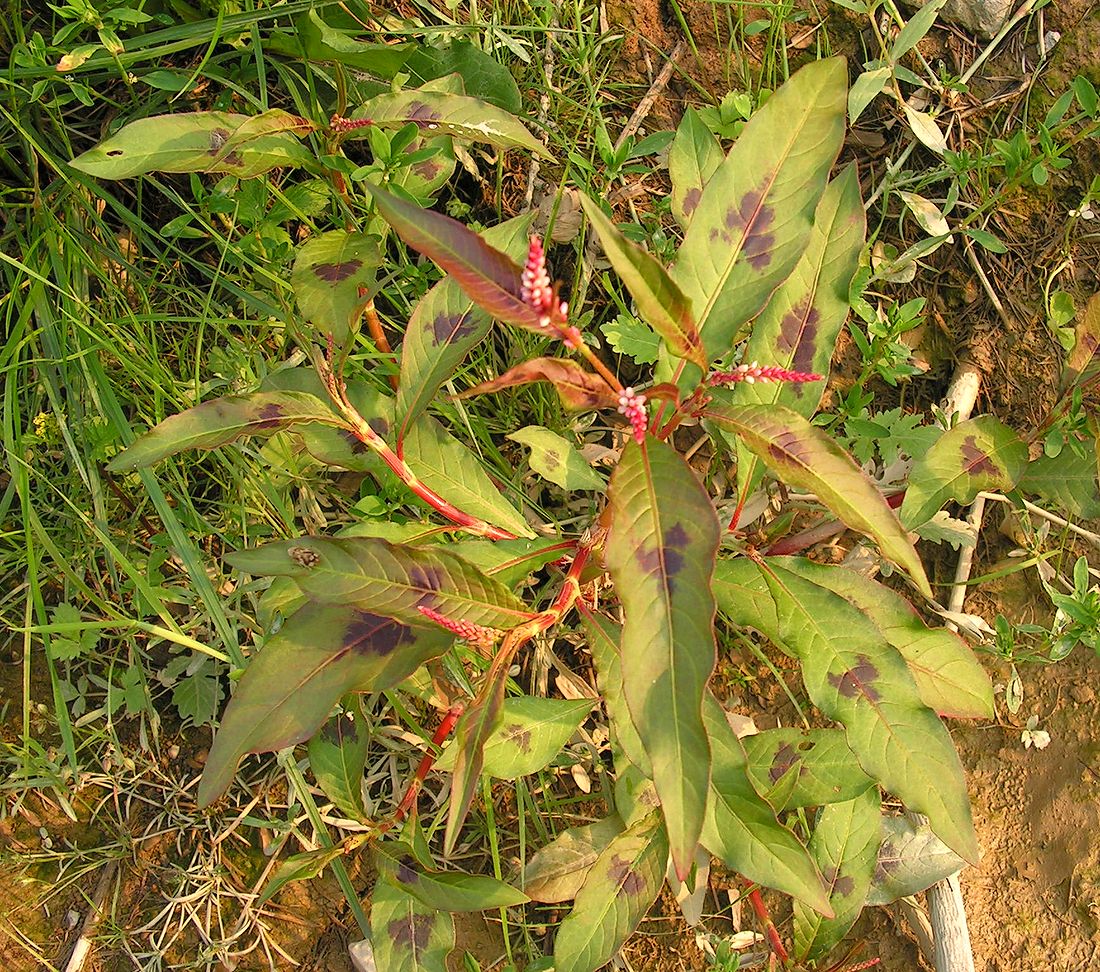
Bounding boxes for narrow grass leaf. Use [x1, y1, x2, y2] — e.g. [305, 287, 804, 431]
[553, 812, 668, 972]
[701, 695, 832, 914]
[350, 90, 550, 158]
[522, 816, 625, 903]
[369, 874, 454, 972]
[900, 415, 1028, 528]
[606, 438, 720, 878]
[672, 57, 847, 364]
[668, 106, 725, 227]
[198, 602, 448, 806]
[705, 397, 930, 596]
[579, 196, 706, 367]
[108, 391, 344, 471]
[227, 537, 536, 630]
[793, 788, 882, 962]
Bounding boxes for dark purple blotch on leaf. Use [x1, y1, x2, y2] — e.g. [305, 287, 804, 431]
[823, 866, 856, 898]
[388, 913, 432, 951]
[430, 311, 476, 346]
[721, 189, 777, 271]
[340, 429, 370, 455]
[395, 855, 420, 885]
[320, 712, 355, 746]
[313, 259, 363, 283]
[252, 402, 285, 431]
[827, 655, 882, 702]
[405, 101, 442, 128]
[769, 742, 799, 783]
[633, 523, 691, 590]
[368, 416, 389, 437]
[874, 847, 901, 884]
[608, 855, 646, 896]
[505, 724, 532, 754]
[413, 158, 443, 181]
[409, 564, 444, 594]
[343, 611, 414, 656]
[960, 435, 998, 478]
[777, 302, 822, 394]
[768, 429, 812, 466]
[683, 186, 702, 217]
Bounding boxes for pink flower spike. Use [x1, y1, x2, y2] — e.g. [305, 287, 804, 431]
[617, 387, 648, 443]
[417, 605, 501, 647]
[708, 361, 822, 386]
[521, 237, 555, 315]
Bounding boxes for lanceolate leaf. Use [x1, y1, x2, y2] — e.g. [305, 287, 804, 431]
[757, 564, 979, 862]
[291, 230, 380, 344]
[259, 846, 348, 906]
[668, 106, 725, 228]
[671, 58, 847, 365]
[369, 874, 454, 972]
[308, 708, 370, 821]
[900, 416, 1029, 528]
[366, 184, 544, 333]
[108, 392, 345, 471]
[774, 558, 993, 718]
[508, 427, 607, 491]
[865, 815, 967, 906]
[701, 695, 832, 914]
[70, 110, 314, 179]
[396, 214, 535, 442]
[402, 414, 533, 538]
[376, 842, 529, 911]
[1019, 445, 1100, 519]
[522, 816, 625, 903]
[434, 696, 594, 779]
[579, 196, 706, 368]
[1062, 291, 1100, 390]
[350, 90, 550, 158]
[197, 602, 449, 806]
[606, 439, 720, 878]
[793, 788, 882, 962]
[741, 728, 874, 811]
[226, 537, 536, 631]
[460, 357, 618, 411]
[553, 812, 668, 972]
[705, 397, 931, 597]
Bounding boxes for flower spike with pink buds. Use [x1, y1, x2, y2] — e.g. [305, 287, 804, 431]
[708, 361, 822, 386]
[417, 605, 501, 648]
[521, 237, 579, 346]
[617, 387, 648, 443]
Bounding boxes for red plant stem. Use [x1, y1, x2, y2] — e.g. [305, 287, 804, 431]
[575, 339, 624, 394]
[727, 488, 749, 533]
[393, 702, 465, 823]
[746, 883, 789, 964]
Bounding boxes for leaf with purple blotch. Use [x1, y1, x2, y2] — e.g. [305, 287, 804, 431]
[701, 694, 832, 915]
[366, 183, 546, 333]
[865, 814, 967, 906]
[731, 166, 865, 498]
[291, 230, 381, 345]
[900, 415, 1028, 529]
[793, 788, 882, 963]
[376, 841, 529, 911]
[671, 58, 847, 370]
[579, 195, 707, 368]
[107, 391, 345, 471]
[349, 90, 550, 158]
[226, 536, 536, 631]
[369, 872, 454, 972]
[197, 601, 449, 807]
[396, 215, 535, 443]
[773, 557, 993, 719]
[402, 413, 534, 538]
[70, 110, 315, 180]
[747, 562, 979, 863]
[704, 397, 930, 597]
[606, 438, 720, 879]
[669, 106, 725, 229]
[460, 357, 618, 411]
[741, 727, 874, 812]
[522, 815, 625, 903]
[553, 811, 668, 972]
[307, 705, 371, 821]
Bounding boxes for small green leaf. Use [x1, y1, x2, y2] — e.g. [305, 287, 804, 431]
[579, 195, 706, 368]
[291, 231, 380, 345]
[71, 110, 314, 179]
[377, 842, 529, 911]
[865, 814, 967, 906]
[741, 728, 874, 811]
[258, 846, 347, 906]
[668, 106, 725, 228]
[369, 874, 454, 972]
[900, 416, 1028, 528]
[508, 426, 607, 490]
[308, 707, 370, 821]
[601, 315, 661, 365]
[606, 439, 720, 878]
[705, 398, 930, 597]
[350, 90, 550, 158]
[522, 816, 625, 903]
[553, 812, 668, 972]
[848, 67, 891, 124]
[1019, 444, 1100, 518]
[108, 392, 345, 471]
[793, 788, 882, 962]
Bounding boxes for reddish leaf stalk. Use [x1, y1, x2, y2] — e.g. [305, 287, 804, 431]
[745, 883, 789, 963]
[393, 702, 466, 824]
